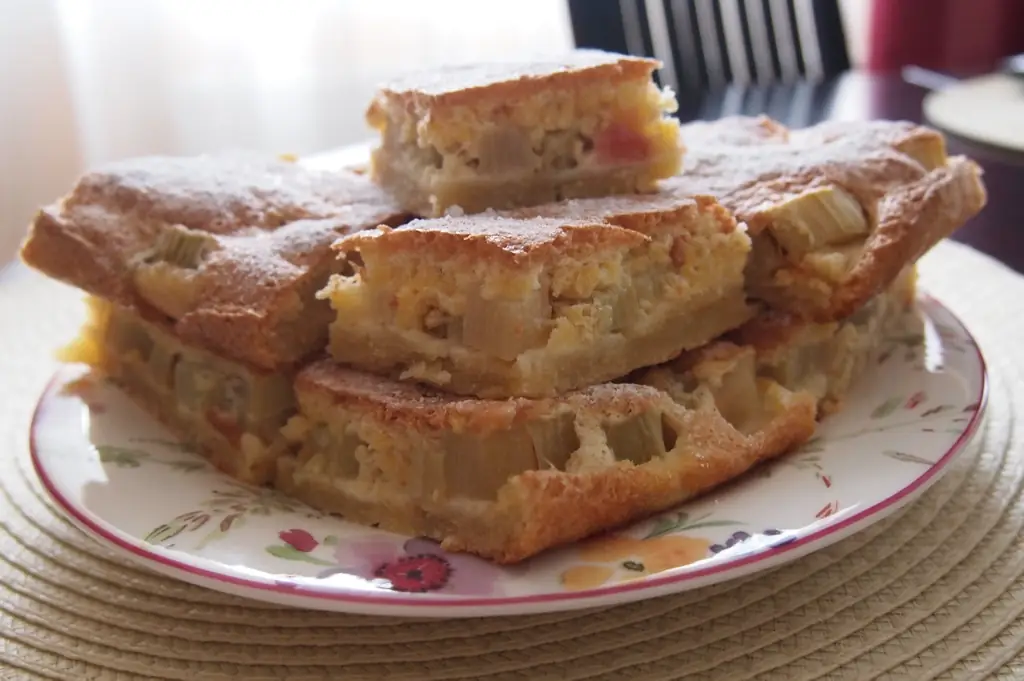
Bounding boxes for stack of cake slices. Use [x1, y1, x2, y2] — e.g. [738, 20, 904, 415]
[20, 50, 987, 563]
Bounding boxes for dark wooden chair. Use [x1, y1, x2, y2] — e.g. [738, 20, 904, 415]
[567, 0, 850, 94]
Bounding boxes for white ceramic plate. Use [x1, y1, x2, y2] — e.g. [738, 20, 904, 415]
[30, 295, 986, 617]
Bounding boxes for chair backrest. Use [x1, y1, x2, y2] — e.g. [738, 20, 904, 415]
[568, 0, 850, 93]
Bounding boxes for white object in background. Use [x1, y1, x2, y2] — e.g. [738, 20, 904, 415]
[924, 74, 1024, 153]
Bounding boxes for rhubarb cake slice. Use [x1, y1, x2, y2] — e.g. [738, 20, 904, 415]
[277, 358, 816, 564]
[20, 153, 410, 481]
[21, 152, 410, 369]
[321, 200, 752, 398]
[365, 49, 682, 216]
[664, 117, 986, 321]
[63, 299, 296, 484]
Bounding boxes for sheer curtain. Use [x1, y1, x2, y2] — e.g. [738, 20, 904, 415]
[1, 0, 574, 260]
[54, 0, 575, 161]
[0, 1, 81, 261]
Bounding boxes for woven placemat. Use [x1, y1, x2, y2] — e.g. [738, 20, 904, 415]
[2, 238, 1023, 680]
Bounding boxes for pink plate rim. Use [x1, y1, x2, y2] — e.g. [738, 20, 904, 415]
[29, 293, 988, 613]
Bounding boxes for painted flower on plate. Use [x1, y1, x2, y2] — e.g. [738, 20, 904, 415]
[709, 529, 789, 554]
[319, 537, 503, 595]
[280, 529, 319, 553]
[559, 534, 711, 591]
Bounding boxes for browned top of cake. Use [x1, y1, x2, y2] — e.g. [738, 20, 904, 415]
[297, 359, 666, 434]
[332, 215, 649, 266]
[679, 115, 790, 147]
[655, 117, 985, 321]
[61, 152, 400, 232]
[369, 49, 659, 109]
[789, 119, 934, 147]
[503, 192, 737, 236]
[664, 117, 950, 235]
[20, 153, 409, 369]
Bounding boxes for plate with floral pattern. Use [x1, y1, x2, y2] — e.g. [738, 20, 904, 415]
[30, 295, 986, 617]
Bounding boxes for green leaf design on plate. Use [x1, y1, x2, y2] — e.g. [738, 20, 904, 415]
[920, 405, 952, 418]
[645, 512, 742, 539]
[792, 454, 823, 470]
[323, 535, 340, 546]
[97, 445, 148, 468]
[266, 544, 333, 565]
[165, 459, 207, 473]
[798, 438, 824, 454]
[219, 512, 243, 533]
[882, 450, 934, 466]
[182, 512, 211, 531]
[646, 512, 688, 538]
[196, 529, 226, 550]
[99, 442, 205, 472]
[131, 437, 197, 454]
[196, 513, 245, 550]
[680, 520, 745, 532]
[870, 396, 903, 420]
[145, 519, 189, 544]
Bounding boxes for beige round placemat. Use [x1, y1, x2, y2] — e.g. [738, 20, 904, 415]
[924, 74, 1024, 153]
[2, 239, 1024, 680]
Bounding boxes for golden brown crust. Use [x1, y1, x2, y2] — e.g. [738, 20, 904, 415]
[790, 120, 948, 169]
[20, 153, 410, 369]
[58, 153, 403, 231]
[367, 50, 659, 113]
[296, 359, 663, 435]
[457, 395, 816, 563]
[287, 359, 817, 564]
[332, 215, 648, 267]
[666, 119, 942, 235]
[829, 157, 984, 319]
[504, 192, 737, 237]
[751, 156, 983, 322]
[679, 115, 790, 146]
[664, 117, 986, 321]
